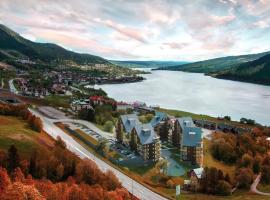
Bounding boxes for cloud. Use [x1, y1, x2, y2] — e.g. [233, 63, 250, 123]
[93, 18, 148, 43]
[163, 42, 188, 50]
[0, 0, 269, 61]
[253, 20, 270, 29]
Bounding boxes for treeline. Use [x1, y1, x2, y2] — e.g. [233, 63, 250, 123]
[209, 127, 270, 191]
[200, 167, 231, 195]
[0, 103, 42, 132]
[0, 138, 132, 200]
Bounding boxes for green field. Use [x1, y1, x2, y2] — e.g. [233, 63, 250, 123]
[0, 115, 53, 157]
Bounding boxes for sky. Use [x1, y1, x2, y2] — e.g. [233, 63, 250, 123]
[0, 0, 270, 61]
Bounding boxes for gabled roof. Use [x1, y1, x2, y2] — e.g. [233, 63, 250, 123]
[192, 167, 204, 179]
[120, 114, 140, 134]
[133, 123, 159, 145]
[177, 117, 202, 147]
[150, 111, 168, 127]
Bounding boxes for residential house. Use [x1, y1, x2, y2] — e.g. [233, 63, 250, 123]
[189, 167, 203, 191]
[116, 102, 133, 111]
[173, 117, 203, 166]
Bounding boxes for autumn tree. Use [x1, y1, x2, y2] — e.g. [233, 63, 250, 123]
[236, 168, 254, 189]
[0, 167, 10, 194]
[103, 170, 121, 191]
[216, 180, 231, 196]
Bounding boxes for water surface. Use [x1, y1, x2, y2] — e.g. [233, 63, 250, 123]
[98, 71, 270, 125]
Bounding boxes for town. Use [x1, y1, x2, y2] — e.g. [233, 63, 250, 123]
[2, 77, 268, 200]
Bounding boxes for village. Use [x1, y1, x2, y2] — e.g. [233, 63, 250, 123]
[1, 73, 256, 192]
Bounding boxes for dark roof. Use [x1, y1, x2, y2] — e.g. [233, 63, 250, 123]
[177, 117, 202, 147]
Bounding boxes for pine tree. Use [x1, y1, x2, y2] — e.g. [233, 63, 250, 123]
[7, 145, 20, 172]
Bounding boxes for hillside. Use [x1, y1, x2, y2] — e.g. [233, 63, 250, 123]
[110, 60, 188, 68]
[212, 54, 270, 85]
[0, 24, 108, 66]
[156, 51, 270, 73]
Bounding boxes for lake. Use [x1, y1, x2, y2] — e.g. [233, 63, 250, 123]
[97, 70, 270, 125]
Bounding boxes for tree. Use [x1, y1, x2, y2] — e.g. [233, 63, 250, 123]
[253, 154, 262, 174]
[96, 139, 108, 156]
[172, 121, 180, 147]
[0, 167, 10, 194]
[104, 120, 114, 132]
[7, 145, 20, 172]
[78, 108, 95, 121]
[29, 150, 37, 178]
[166, 179, 174, 188]
[236, 168, 254, 189]
[261, 165, 270, 184]
[12, 167, 25, 182]
[215, 180, 231, 196]
[103, 170, 121, 191]
[224, 116, 231, 121]
[55, 136, 67, 149]
[116, 120, 123, 143]
[240, 153, 253, 168]
[56, 164, 64, 181]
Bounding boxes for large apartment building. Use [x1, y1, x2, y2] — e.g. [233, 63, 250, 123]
[116, 114, 161, 161]
[173, 117, 203, 166]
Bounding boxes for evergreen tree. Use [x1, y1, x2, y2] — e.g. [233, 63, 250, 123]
[7, 145, 20, 172]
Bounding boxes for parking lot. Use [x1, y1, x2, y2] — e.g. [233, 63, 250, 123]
[63, 121, 115, 145]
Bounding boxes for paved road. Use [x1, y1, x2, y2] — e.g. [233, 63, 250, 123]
[37, 106, 114, 140]
[8, 79, 18, 94]
[250, 173, 270, 196]
[29, 108, 168, 200]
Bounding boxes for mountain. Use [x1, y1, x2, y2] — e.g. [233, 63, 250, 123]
[0, 24, 108, 66]
[211, 54, 270, 85]
[156, 51, 270, 73]
[109, 60, 188, 68]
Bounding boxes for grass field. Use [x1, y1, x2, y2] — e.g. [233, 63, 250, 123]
[0, 115, 54, 158]
[158, 108, 255, 128]
[257, 184, 270, 193]
[203, 138, 235, 179]
[44, 95, 71, 108]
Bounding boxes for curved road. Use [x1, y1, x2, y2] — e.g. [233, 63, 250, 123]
[250, 173, 270, 196]
[29, 108, 168, 200]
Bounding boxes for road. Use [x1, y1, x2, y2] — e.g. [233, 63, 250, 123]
[29, 108, 168, 200]
[250, 173, 270, 196]
[37, 106, 114, 140]
[8, 79, 18, 94]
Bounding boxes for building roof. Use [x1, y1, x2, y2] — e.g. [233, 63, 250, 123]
[192, 167, 204, 179]
[150, 111, 168, 127]
[120, 114, 140, 134]
[133, 123, 159, 145]
[177, 117, 202, 147]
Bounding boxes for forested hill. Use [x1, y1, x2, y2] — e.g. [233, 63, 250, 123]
[110, 60, 188, 68]
[156, 51, 270, 73]
[0, 24, 108, 65]
[212, 53, 270, 85]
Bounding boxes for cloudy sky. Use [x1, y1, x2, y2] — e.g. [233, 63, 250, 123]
[0, 0, 269, 61]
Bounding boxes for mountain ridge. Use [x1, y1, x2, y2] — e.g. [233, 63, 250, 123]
[0, 24, 108, 66]
[156, 51, 270, 73]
